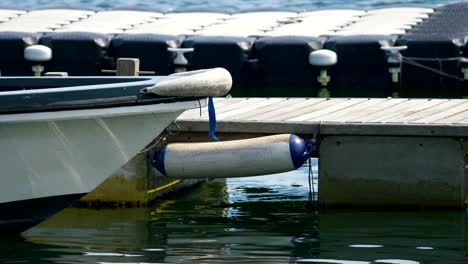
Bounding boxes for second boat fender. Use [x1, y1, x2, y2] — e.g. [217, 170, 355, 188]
[150, 134, 315, 179]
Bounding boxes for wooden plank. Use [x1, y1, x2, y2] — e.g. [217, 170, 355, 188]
[215, 98, 269, 116]
[432, 108, 468, 124]
[202, 97, 247, 115]
[229, 98, 307, 120]
[216, 98, 285, 119]
[401, 100, 467, 124]
[383, 99, 449, 123]
[308, 98, 386, 122]
[365, 99, 437, 122]
[209, 97, 231, 107]
[203, 97, 250, 114]
[346, 99, 418, 122]
[205, 97, 252, 115]
[415, 101, 468, 124]
[288, 98, 368, 122]
[457, 116, 468, 124]
[239, 98, 312, 120]
[345, 98, 409, 122]
[178, 97, 238, 119]
[208, 97, 245, 111]
[178, 98, 264, 120]
[258, 98, 331, 121]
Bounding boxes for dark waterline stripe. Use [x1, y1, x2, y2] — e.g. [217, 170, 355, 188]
[0, 193, 86, 233]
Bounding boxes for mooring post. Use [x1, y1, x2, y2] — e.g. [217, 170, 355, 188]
[101, 58, 155, 76]
[116, 58, 140, 76]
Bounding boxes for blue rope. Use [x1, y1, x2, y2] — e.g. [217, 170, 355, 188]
[208, 96, 219, 141]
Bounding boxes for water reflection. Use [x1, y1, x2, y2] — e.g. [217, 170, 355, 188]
[1, 161, 466, 263]
[0, 234, 80, 263]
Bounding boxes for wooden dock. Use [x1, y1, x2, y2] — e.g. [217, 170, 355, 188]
[176, 98, 468, 208]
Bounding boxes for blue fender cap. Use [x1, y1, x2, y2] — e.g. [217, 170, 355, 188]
[151, 145, 167, 176]
[289, 134, 308, 169]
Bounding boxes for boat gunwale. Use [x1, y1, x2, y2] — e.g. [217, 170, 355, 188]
[0, 76, 169, 95]
[0, 76, 205, 114]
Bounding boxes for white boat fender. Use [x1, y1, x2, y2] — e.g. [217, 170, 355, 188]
[142, 67, 232, 97]
[150, 134, 315, 179]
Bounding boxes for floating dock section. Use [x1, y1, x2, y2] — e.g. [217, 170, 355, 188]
[176, 97, 468, 208]
[0, 4, 467, 98]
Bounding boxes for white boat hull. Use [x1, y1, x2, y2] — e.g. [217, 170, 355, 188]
[0, 99, 202, 231]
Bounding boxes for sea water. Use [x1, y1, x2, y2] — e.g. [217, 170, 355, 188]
[1, 160, 467, 263]
[0, 0, 462, 10]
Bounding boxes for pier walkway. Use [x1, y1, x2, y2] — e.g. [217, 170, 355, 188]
[176, 98, 468, 208]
